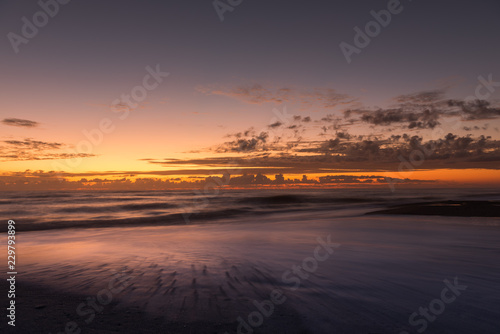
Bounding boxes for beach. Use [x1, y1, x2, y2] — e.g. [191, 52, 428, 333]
[1, 189, 500, 333]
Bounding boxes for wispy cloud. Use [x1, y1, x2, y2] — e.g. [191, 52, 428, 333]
[0, 138, 96, 161]
[394, 89, 446, 105]
[197, 84, 358, 110]
[1, 118, 39, 128]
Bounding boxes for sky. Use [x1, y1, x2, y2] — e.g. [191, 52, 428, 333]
[1, 0, 499, 190]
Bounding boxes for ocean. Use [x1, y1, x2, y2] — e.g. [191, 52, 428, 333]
[2, 187, 500, 232]
[1, 188, 499, 333]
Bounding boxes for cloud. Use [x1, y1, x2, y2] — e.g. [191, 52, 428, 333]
[395, 89, 446, 105]
[4, 139, 62, 150]
[197, 84, 357, 110]
[147, 87, 500, 176]
[355, 108, 441, 129]
[0, 138, 96, 161]
[197, 84, 289, 105]
[336, 131, 351, 140]
[299, 88, 358, 110]
[146, 132, 500, 173]
[268, 121, 283, 129]
[2, 118, 39, 128]
[448, 99, 500, 120]
[346, 93, 500, 129]
[341, 88, 500, 129]
[216, 131, 270, 153]
[0, 170, 434, 190]
[198, 85, 500, 132]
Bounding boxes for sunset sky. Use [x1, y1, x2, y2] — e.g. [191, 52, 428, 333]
[1, 0, 499, 190]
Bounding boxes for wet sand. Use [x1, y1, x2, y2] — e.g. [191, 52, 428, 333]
[2, 278, 307, 334]
[2, 211, 500, 333]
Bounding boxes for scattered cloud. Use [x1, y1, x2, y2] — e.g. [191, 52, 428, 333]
[448, 99, 500, 120]
[216, 130, 270, 153]
[345, 93, 500, 129]
[0, 170, 433, 191]
[147, 133, 500, 172]
[2, 88, 499, 190]
[347, 107, 441, 129]
[2, 118, 39, 128]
